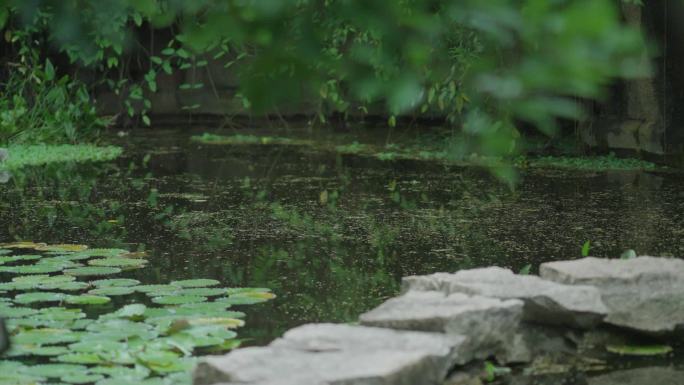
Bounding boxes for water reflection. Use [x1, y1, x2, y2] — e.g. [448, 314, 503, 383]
[1, 129, 683, 346]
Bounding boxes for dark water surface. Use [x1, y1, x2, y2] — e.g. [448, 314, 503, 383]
[2, 128, 684, 351]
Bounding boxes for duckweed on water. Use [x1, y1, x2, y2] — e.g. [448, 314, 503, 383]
[0, 242, 275, 385]
[0, 145, 122, 170]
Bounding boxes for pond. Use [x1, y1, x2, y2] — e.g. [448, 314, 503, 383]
[1, 127, 683, 382]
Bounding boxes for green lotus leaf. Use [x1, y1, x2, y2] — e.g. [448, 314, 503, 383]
[136, 350, 187, 373]
[13, 274, 75, 284]
[14, 292, 66, 304]
[38, 307, 86, 321]
[0, 248, 11, 255]
[69, 340, 128, 353]
[0, 281, 33, 291]
[0, 254, 41, 265]
[61, 373, 105, 384]
[13, 328, 80, 345]
[0, 306, 38, 318]
[71, 319, 94, 330]
[163, 332, 224, 349]
[70, 248, 129, 258]
[86, 319, 155, 335]
[89, 364, 150, 380]
[133, 284, 180, 295]
[41, 281, 91, 291]
[92, 278, 141, 287]
[28, 363, 88, 378]
[0, 372, 47, 384]
[606, 344, 673, 356]
[6, 317, 75, 330]
[89, 257, 147, 268]
[225, 287, 271, 294]
[216, 291, 275, 305]
[37, 257, 84, 268]
[188, 317, 245, 328]
[7, 345, 70, 357]
[55, 352, 106, 364]
[64, 266, 122, 276]
[175, 287, 226, 297]
[170, 279, 220, 288]
[0, 264, 65, 274]
[114, 303, 147, 318]
[65, 295, 111, 305]
[151, 295, 207, 305]
[35, 244, 89, 252]
[89, 286, 135, 296]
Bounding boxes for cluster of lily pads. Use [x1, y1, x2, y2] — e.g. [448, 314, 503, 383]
[0, 242, 274, 385]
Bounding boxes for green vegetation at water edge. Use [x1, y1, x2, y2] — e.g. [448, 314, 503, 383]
[191, 133, 311, 146]
[191, 133, 659, 172]
[0, 145, 123, 170]
[0, 241, 274, 385]
[517, 155, 658, 171]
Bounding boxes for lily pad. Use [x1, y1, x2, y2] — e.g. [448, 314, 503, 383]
[170, 279, 220, 288]
[0, 241, 46, 249]
[70, 248, 129, 258]
[115, 304, 147, 318]
[40, 281, 90, 291]
[89, 257, 147, 268]
[218, 291, 275, 305]
[7, 345, 69, 357]
[92, 278, 141, 287]
[29, 363, 88, 378]
[13, 328, 80, 345]
[175, 287, 226, 297]
[13, 274, 75, 284]
[0, 264, 65, 274]
[89, 286, 135, 296]
[64, 266, 122, 276]
[65, 295, 111, 305]
[14, 292, 66, 304]
[55, 352, 105, 364]
[133, 284, 180, 295]
[606, 344, 673, 356]
[0, 306, 38, 318]
[35, 244, 89, 252]
[151, 295, 207, 305]
[61, 373, 105, 384]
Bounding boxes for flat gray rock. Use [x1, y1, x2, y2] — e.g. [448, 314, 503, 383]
[359, 291, 523, 362]
[403, 267, 608, 328]
[194, 323, 466, 385]
[540, 257, 684, 335]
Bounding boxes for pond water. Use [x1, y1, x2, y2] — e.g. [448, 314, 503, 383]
[2, 127, 684, 381]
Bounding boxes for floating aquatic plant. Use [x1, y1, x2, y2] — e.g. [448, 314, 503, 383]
[0, 242, 275, 385]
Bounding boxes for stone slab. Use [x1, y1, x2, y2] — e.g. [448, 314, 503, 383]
[359, 291, 523, 362]
[194, 323, 466, 385]
[540, 256, 684, 335]
[403, 267, 608, 328]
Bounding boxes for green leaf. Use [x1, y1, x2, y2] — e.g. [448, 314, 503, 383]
[92, 278, 141, 287]
[45, 59, 55, 81]
[14, 292, 66, 304]
[13, 329, 79, 345]
[151, 295, 207, 305]
[65, 295, 111, 305]
[64, 266, 122, 276]
[89, 286, 135, 296]
[89, 257, 147, 268]
[170, 279, 220, 288]
[581, 240, 591, 257]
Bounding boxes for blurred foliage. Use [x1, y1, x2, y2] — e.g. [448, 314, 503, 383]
[0, 0, 648, 159]
[0, 9, 110, 144]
